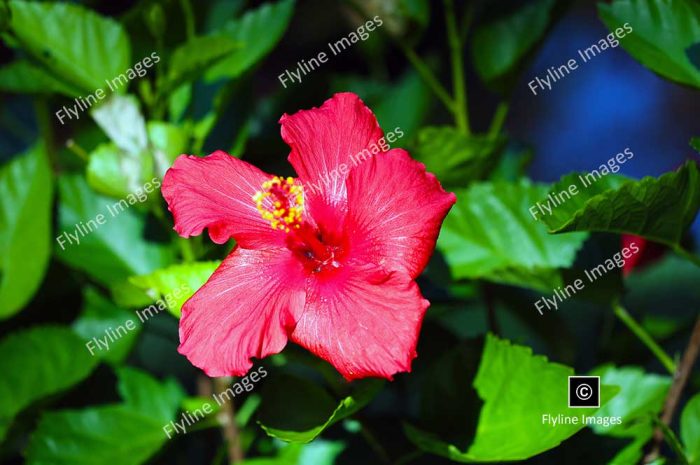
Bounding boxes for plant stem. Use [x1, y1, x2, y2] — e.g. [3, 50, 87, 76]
[179, 0, 196, 40]
[399, 43, 456, 115]
[488, 102, 509, 138]
[673, 244, 700, 268]
[359, 420, 391, 464]
[65, 139, 89, 162]
[644, 315, 700, 463]
[613, 303, 676, 375]
[178, 237, 196, 263]
[651, 418, 690, 465]
[444, 0, 470, 134]
[213, 377, 244, 464]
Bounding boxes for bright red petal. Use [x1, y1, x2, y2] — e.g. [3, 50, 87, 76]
[281, 92, 384, 211]
[291, 263, 428, 381]
[345, 149, 456, 278]
[162, 150, 284, 248]
[179, 247, 306, 377]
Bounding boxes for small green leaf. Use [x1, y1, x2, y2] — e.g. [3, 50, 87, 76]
[0, 326, 99, 441]
[72, 288, 141, 364]
[540, 162, 700, 248]
[599, 0, 700, 88]
[129, 261, 220, 317]
[472, 0, 556, 84]
[55, 175, 174, 286]
[86, 142, 154, 199]
[405, 334, 618, 462]
[26, 368, 184, 465]
[205, 0, 295, 82]
[589, 365, 670, 437]
[0, 145, 52, 319]
[258, 375, 383, 443]
[147, 121, 188, 177]
[91, 94, 148, 156]
[681, 394, 700, 464]
[7, 1, 130, 92]
[0, 60, 81, 96]
[413, 127, 505, 188]
[437, 180, 587, 291]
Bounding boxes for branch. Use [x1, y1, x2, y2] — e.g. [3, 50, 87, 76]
[643, 315, 700, 464]
[213, 377, 244, 464]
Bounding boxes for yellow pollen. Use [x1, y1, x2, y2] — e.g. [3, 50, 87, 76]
[253, 176, 304, 233]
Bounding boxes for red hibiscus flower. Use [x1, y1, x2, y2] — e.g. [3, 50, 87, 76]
[162, 93, 456, 381]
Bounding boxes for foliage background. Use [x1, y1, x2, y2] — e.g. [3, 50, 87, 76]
[0, 0, 699, 464]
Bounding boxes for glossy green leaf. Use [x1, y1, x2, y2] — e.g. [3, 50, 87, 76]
[413, 127, 505, 188]
[7, 1, 130, 92]
[205, 0, 295, 81]
[147, 121, 188, 178]
[681, 393, 700, 465]
[0, 326, 99, 441]
[129, 261, 220, 318]
[0, 145, 52, 319]
[72, 288, 141, 364]
[258, 375, 383, 443]
[91, 94, 148, 156]
[540, 162, 700, 248]
[86, 142, 154, 199]
[437, 180, 587, 291]
[472, 0, 556, 83]
[0, 60, 81, 96]
[55, 175, 174, 286]
[26, 368, 184, 465]
[599, 0, 700, 88]
[405, 334, 618, 462]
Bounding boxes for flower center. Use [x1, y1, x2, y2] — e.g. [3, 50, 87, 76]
[253, 177, 346, 274]
[253, 176, 304, 233]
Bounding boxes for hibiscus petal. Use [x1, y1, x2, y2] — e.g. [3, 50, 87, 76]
[281, 92, 384, 210]
[345, 149, 456, 278]
[179, 247, 306, 377]
[162, 150, 284, 248]
[291, 264, 428, 381]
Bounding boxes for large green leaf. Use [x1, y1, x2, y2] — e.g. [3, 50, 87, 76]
[7, 1, 130, 92]
[164, 35, 239, 92]
[0, 145, 52, 319]
[26, 368, 184, 465]
[205, 0, 295, 81]
[72, 288, 141, 364]
[681, 394, 700, 465]
[599, 0, 700, 88]
[437, 180, 588, 291]
[539, 162, 700, 248]
[405, 334, 618, 462]
[257, 375, 383, 443]
[413, 127, 505, 188]
[471, 0, 557, 84]
[128, 261, 220, 318]
[55, 175, 174, 285]
[0, 60, 81, 96]
[0, 326, 99, 441]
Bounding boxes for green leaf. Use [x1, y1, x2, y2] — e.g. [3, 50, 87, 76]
[413, 127, 505, 188]
[147, 121, 188, 178]
[7, 1, 130, 92]
[72, 288, 141, 364]
[86, 142, 154, 199]
[205, 0, 295, 82]
[405, 334, 618, 462]
[55, 175, 174, 286]
[165, 35, 239, 91]
[91, 94, 148, 156]
[599, 0, 700, 88]
[589, 365, 670, 437]
[681, 394, 700, 464]
[128, 261, 220, 318]
[0, 326, 99, 441]
[116, 367, 184, 424]
[0, 60, 81, 96]
[26, 368, 184, 465]
[437, 180, 588, 291]
[691, 137, 700, 154]
[257, 375, 383, 443]
[0, 145, 52, 319]
[472, 0, 557, 84]
[539, 162, 700, 248]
